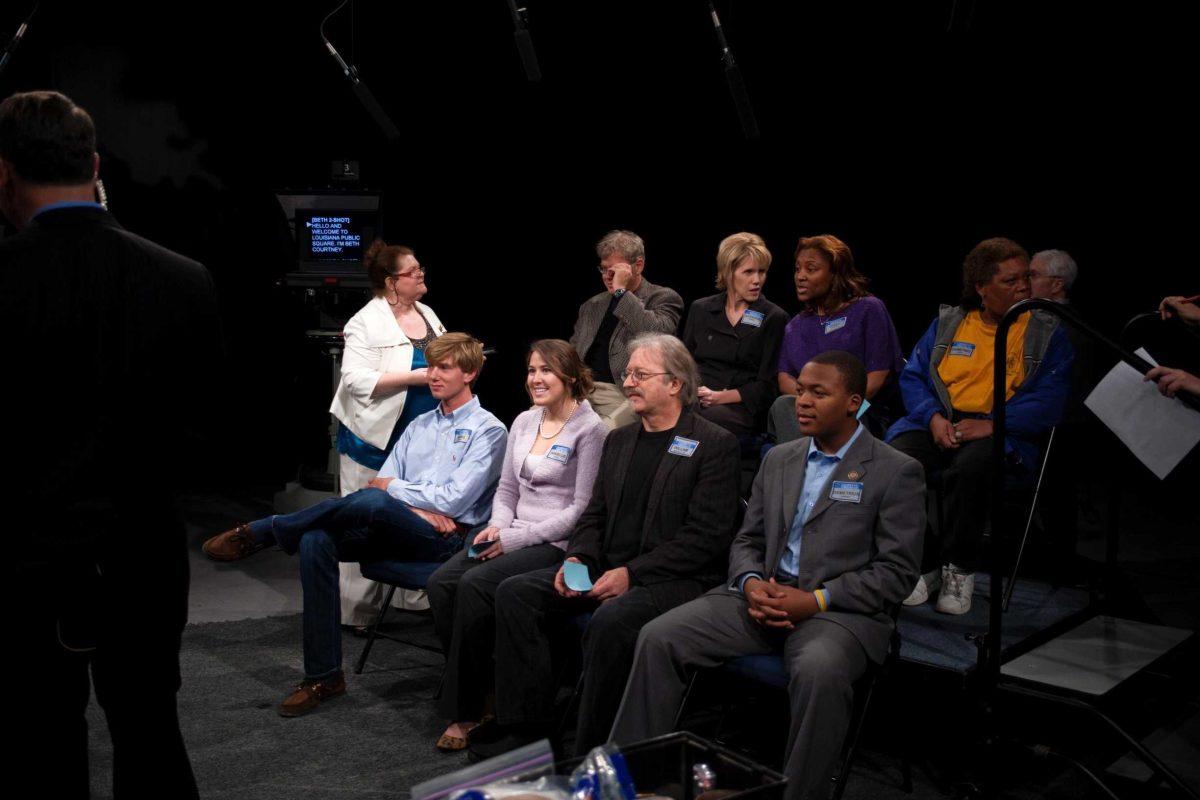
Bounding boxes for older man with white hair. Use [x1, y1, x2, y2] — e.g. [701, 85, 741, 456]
[475, 334, 741, 759]
[1030, 248, 1078, 303]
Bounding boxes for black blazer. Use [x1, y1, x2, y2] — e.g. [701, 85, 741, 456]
[567, 410, 741, 605]
[1, 206, 223, 564]
[681, 293, 788, 419]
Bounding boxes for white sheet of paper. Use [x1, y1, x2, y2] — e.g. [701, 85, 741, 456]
[1084, 348, 1200, 479]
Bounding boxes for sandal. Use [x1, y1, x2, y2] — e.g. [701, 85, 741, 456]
[436, 720, 481, 753]
[436, 732, 468, 752]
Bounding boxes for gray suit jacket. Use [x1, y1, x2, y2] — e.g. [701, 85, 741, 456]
[725, 428, 925, 662]
[569, 278, 684, 381]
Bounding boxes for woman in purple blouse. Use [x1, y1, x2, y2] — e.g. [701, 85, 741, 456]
[770, 234, 905, 441]
[425, 339, 607, 752]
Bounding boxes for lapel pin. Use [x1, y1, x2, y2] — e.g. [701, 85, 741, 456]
[847, 470, 860, 480]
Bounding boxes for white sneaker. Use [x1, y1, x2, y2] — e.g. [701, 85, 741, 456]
[935, 565, 975, 615]
[903, 568, 942, 606]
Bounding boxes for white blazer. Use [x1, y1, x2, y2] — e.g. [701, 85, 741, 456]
[328, 296, 447, 450]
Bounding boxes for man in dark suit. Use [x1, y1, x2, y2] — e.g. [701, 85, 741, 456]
[2, 91, 220, 797]
[610, 351, 925, 800]
[569, 229, 684, 428]
[475, 333, 741, 758]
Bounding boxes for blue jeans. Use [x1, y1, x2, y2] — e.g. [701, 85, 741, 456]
[251, 489, 464, 680]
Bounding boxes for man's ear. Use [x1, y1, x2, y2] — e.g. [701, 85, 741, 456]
[847, 393, 863, 418]
[91, 152, 100, 181]
[633, 256, 646, 273]
[462, 370, 479, 386]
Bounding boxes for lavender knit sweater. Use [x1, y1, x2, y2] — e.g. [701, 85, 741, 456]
[488, 399, 608, 552]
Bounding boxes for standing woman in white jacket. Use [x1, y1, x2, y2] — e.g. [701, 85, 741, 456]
[328, 239, 447, 625]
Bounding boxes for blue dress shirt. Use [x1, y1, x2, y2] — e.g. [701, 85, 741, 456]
[377, 395, 507, 525]
[734, 423, 865, 605]
[776, 423, 865, 578]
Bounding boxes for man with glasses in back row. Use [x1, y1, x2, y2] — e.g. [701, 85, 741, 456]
[570, 229, 684, 428]
[469, 334, 741, 760]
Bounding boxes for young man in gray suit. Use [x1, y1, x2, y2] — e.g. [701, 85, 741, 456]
[610, 350, 925, 800]
[569, 230, 684, 428]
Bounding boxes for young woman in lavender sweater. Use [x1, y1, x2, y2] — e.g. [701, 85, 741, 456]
[426, 339, 608, 751]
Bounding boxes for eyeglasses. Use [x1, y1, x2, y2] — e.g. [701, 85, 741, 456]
[621, 369, 672, 384]
[389, 266, 426, 279]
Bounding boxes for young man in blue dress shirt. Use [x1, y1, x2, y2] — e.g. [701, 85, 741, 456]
[204, 333, 507, 715]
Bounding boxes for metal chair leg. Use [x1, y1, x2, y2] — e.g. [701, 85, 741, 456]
[672, 671, 700, 730]
[1004, 426, 1057, 611]
[832, 671, 880, 800]
[354, 584, 398, 674]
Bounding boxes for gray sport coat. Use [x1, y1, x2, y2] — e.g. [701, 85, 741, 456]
[725, 427, 925, 662]
[569, 278, 684, 381]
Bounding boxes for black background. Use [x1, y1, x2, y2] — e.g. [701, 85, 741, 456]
[1, 1, 1193, 491]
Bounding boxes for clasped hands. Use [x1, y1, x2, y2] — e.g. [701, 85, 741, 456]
[366, 477, 458, 537]
[554, 556, 630, 602]
[929, 413, 991, 450]
[743, 576, 819, 631]
[696, 386, 730, 409]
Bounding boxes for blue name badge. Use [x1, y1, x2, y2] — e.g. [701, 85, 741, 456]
[563, 560, 594, 592]
[740, 309, 765, 328]
[949, 341, 976, 357]
[546, 444, 572, 464]
[453, 428, 472, 444]
[824, 316, 848, 334]
[668, 436, 699, 457]
[829, 481, 864, 503]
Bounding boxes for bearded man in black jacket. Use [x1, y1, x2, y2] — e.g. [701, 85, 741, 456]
[471, 333, 741, 760]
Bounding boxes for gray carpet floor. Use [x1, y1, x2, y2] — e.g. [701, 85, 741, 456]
[79, 483, 1200, 799]
[86, 614, 470, 799]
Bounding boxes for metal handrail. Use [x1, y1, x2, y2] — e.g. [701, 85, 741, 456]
[988, 298, 1199, 683]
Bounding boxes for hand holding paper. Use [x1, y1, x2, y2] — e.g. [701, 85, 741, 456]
[562, 560, 593, 592]
[1085, 348, 1200, 479]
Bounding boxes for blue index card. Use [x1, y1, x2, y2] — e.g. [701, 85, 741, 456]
[563, 560, 594, 592]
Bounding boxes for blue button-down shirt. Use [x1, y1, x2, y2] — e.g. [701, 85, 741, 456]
[378, 395, 507, 525]
[776, 423, 865, 578]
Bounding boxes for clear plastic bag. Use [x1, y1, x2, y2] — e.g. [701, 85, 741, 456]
[567, 745, 637, 800]
[451, 775, 572, 800]
[447, 744, 637, 800]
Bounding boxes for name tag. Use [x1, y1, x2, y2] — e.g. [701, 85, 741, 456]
[546, 444, 572, 464]
[949, 341, 976, 357]
[453, 428, 472, 444]
[668, 436, 699, 457]
[823, 316, 847, 334]
[829, 481, 864, 503]
[740, 309, 765, 328]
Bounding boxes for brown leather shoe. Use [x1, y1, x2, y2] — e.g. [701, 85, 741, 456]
[278, 675, 346, 717]
[202, 524, 267, 561]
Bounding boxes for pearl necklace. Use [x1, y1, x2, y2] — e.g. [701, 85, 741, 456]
[538, 400, 579, 439]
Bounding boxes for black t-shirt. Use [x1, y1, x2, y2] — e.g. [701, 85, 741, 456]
[585, 294, 622, 383]
[604, 426, 675, 570]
